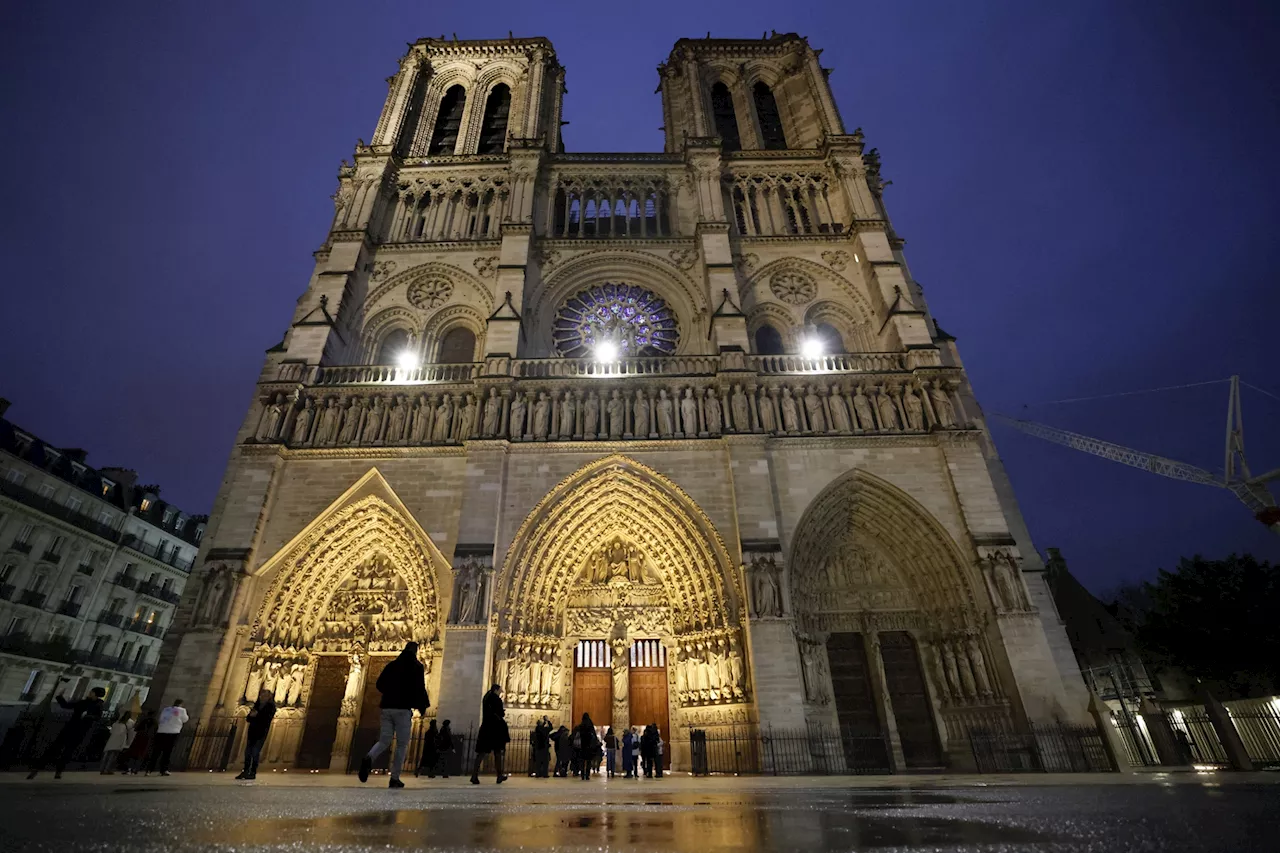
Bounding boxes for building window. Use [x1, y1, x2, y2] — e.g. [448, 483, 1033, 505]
[752, 82, 787, 150]
[428, 85, 466, 156]
[133, 645, 147, 665]
[161, 578, 173, 592]
[65, 496, 82, 513]
[6, 616, 27, 637]
[89, 634, 108, 656]
[754, 324, 785, 355]
[476, 83, 511, 154]
[123, 562, 137, 578]
[4, 469, 26, 485]
[146, 610, 158, 626]
[66, 584, 84, 604]
[37, 483, 55, 499]
[47, 622, 67, 641]
[97, 510, 112, 525]
[146, 572, 158, 587]
[28, 573, 47, 594]
[101, 479, 114, 496]
[108, 597, 125, 614]
[552, 283, 679, 358]
[375, 328, 412, 366]
[140, 498, 152, 512]
[710, 82, 741, 152]
[437, 327, 476, 364]
[132, 605, 146, 622]
[48, 535, 65, 556]
[22, 670, 43, 698]
[162, 509, 174, 526]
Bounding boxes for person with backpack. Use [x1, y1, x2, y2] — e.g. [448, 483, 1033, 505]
[470, 683, 510, 784]
[573, 713, 600, 781]
[236, 692, 276, 780]
[358, 642, 430, 789]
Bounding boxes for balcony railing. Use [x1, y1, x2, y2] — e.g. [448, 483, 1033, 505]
[16, 590, 46, 609]
[40, 550, 63, 564]
[137, 581, 181, 605]
[56, 600, 81, 617]
[120, 534, 194, 573]
[112, 573, 138, 590]
[0, 478, 119, 542]
[97, 611, 124, 628]
[0, 582, 14, 601]
[9, 540, 32, 554]
[75, 563, 94, 576]
[0, 634, 157, 676]
[257, 351, 967, 450]
[124, 618, 165, 639]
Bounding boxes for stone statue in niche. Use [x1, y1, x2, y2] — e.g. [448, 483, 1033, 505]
[509, 392, 527, 440]
[656, 389, 674, 437]
[410, 394, 430, 443]
[804, 386, 825, 433]
[612, 644, 629, 703]
[875, 386, 899, 431]
[704, 388, 722, 435]
[852, 385, 875, 432]
[607, 390, 625, 439]
[680, 387, 698, 436]
[584, 391, 600, 437]
[750, 556, 783, 618]
[338, 399, 362, 444]
[930, 382, 958, 428]
[360, 396, 384, 444]
[432, 394, 453, 443]
[559, 391, 576, 438]
[456, 393, 477, 441]
[829, 385, 852, 433]
[799, 640, 830, 704]
[196, 564, 232, 627]
[482, 388, 501, 437]
[731, 384, 750, 432]
[256, 394, 285, 442]
[758, 388, 777, 432]
[291, 397, 315, 445]
[780, 387, 800, 433]
[387, 395, 408, 443]
[317, 398, 340, 445]
[633, 388, 650, 437]
[902, 386, 925, 431]
[532, 392, 550, 439]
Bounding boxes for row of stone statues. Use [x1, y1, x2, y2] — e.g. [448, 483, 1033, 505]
[494, 638, 565, 708]
[253, 378, 965, 447]
[672, 637, 747, 705]
[244, 657, 308, 707]
[930, 634, 997, 705]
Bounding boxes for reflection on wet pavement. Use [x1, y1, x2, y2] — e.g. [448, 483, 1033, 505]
[212, 792, 1049, 851]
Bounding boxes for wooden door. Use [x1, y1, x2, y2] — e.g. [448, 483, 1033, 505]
[571, 668, 612, 729]
[879, 631, 943, 768]
[295, 655, 349, 769]
[826, 632, 888, 770]
[348, 656, 393, 771]
[629, 668, 671, 768]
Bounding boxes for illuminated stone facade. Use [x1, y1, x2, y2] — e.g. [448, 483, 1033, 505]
[149, 34, 1089, 772]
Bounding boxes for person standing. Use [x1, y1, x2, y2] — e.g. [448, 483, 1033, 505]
[437, 719, 454, 778]
[604, 727, 618, 778]
[27, 687, 107, 779]
[417, 719, 439, 777]
[149, 699, 189, 776]
[359, 642, 430, 789]
[653, 724, 664, 779]
[470, 683, 509, 784]
[236, 693, 276, 780]
[122, 709, 156, 775]
[621, 727, 635, 778]
[532, 717, 552, 778]
[640, 723, 659, 778]
[100, 711, 133, 774]
[573, 714, 599, 781]
[551, 724, 570, 777]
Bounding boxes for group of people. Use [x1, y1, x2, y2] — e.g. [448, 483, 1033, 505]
[527, 716, 665, 780]
[25, 691, 190, 779]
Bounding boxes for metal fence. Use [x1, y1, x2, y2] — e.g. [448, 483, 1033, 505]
[969, 722, 1113, 773]
[0, 711, 236, 773]
[690, 725, 892, 776]
[351, 722, 538, 778]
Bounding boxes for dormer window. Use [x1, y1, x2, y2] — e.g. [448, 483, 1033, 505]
[101, 479, 114, 496]
[140, 498, 152, 512]
[162, 509, 174, 526]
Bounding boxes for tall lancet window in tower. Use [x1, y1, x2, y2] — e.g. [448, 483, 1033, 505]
[428, 85, 467, 156]
[710, 82, 741, 152]
[552, 283, 679, 357]
[477, 84, 512, 154]
[752, 82, 788, 150]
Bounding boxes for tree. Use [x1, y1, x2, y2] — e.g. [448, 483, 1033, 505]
[1111, 554, 1280, 698]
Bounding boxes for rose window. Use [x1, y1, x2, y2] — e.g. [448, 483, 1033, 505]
[769, 270, 817, 305]
[552, 283, 678, 357]
[407, 277, 453, 309]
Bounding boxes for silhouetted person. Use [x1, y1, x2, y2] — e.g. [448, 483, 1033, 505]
[148, 698, 189, 776]
[471, 683, 509, 784]
[604, 726, 618, 778]
[573, 713, 600, 781]
[437, 719, 454, 778]
[552, 724, 571, 777]
[621, 726, 636, 778]
[27, 687, 106, 779]
[123, 710, 156, 774]
[418, 719, 439, 777]
[641, 723, 661, 778]
[101, 711, 133, 774]
[236, 693, 276, 780]
[532, 717, 552, 778]
[359, 642, 430, 788]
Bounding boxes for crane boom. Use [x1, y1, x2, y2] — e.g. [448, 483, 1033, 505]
[990, 414, 1223, 487]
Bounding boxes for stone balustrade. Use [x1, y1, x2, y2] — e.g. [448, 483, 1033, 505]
[254, 353, 969, 449]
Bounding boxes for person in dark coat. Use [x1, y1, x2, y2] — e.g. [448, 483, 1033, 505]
[573, 713, 600, 781]
[417, 719, 440, 777]
[621, 727, 635, 778]
[236, 693, 276, 780]
[27, 687, 107, 779]
[470, 683, 509, 784]
[604, 727, 618, 778]
[552, 725, 571, 777]
[123, 709, 156, 775]
[640, 723, 660, 778]
[359, 642, 430, 789]
[437, 720, 454, 778]
[532, 717, 552, 778]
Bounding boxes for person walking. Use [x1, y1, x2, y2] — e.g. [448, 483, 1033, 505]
[147, 699, 189, 776]
[532, 717, 552, 778]
[358, 641, 430, 789]
[235, 693, 276, 780]
[436, 720, 454, 778]
[470, 683, 510, 784]
[122, 709, 156, 775]
[604, 727, 618, 778]
[552, 724, 571, 777]
[573, 713, 600, 781]
[28, 687, 107, 779]
[100, 711, 133, 774]
[621, 727, 635, 778]
[418, 719, 440, 777]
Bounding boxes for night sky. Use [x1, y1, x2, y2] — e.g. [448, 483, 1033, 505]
[2, 1, 1277, 594]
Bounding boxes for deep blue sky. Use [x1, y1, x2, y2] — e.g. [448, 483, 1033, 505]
[2, 1, 1277, 594]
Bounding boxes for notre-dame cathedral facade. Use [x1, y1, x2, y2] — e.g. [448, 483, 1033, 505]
[151, 33, 1088, 772]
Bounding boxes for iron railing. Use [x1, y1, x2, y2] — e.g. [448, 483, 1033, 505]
[969, 722, 1114, 773]
[690, 725, 892, 776]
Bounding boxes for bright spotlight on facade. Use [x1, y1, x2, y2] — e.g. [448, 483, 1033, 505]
[800, 337, 824, 358]
[396, 350, 418, 371]
[594, 341, 619, 362]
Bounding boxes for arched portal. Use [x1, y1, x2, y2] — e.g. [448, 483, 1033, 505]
[495, 456, 749, 758]
[789, 469, 1007, 768]
[242, 471, 447, 770]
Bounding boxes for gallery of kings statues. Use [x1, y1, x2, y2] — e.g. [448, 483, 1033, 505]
[147, 33, 1091, 773]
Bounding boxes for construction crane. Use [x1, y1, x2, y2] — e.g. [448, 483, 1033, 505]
[992, 376, 1280, 534]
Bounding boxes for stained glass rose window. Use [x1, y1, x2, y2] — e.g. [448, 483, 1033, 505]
[552, 283, 678, 357]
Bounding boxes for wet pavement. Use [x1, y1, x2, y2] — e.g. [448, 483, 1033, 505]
[1, 772, 1278, 852]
